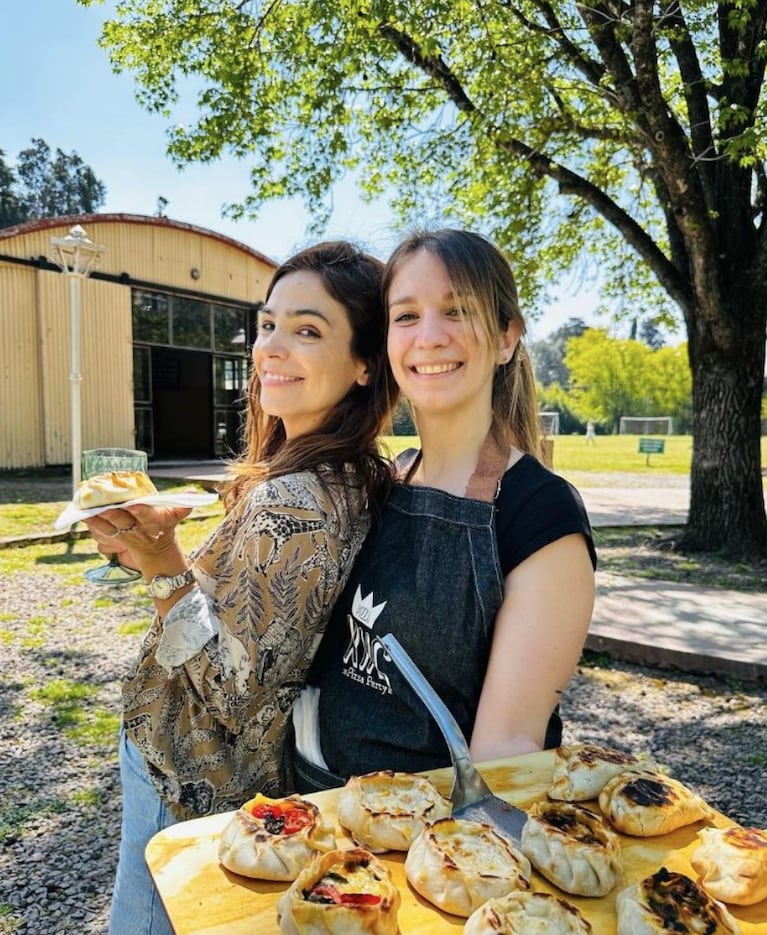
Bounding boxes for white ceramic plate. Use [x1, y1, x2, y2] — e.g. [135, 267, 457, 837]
[53, 492, 219, 531]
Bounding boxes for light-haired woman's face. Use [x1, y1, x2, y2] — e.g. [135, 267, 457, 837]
[386, 249, 517, 420]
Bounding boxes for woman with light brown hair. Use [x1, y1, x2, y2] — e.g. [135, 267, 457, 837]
[294, 228, 596, 791]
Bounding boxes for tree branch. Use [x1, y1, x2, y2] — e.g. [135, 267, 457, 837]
[660, 1, 717, 208]
[378, 23, 476, 115]
[379, 16, 692, 314]
[494, 132, 693, 313]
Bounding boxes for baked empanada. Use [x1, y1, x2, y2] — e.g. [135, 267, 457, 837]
[404, 817, 531, 917]
[336, 770, 451, 852]
[463, 889, 593, 935]
[615, 867, 741, 935]
[276, 847, 400, 935]
[598, 771, 715, 837]
[74, 470, 157, 508]
[218, 793, 336, 881]
[520, 800, 621, 897]
[691, 825, 767, 906]
[549, 744, 661, 802]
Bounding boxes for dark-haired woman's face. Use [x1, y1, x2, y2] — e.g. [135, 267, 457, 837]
[253, 270, 369, 438]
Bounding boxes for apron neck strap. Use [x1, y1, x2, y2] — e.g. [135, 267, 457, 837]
[464, 428, 511, 502]
[398, 428, 510, 501]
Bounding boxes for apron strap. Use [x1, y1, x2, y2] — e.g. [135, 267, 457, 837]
[464, 429, 510, 502]
[398, 429, 509, 501]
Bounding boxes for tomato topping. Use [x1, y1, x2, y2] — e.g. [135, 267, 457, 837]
[247, 802, 312, 835]
[340, 893, 382, 906]
[282, 808, 313, 834]
[306, 885, 381, 907]
[248, 803, 281, 820]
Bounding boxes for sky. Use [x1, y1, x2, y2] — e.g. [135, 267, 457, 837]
[2, 0, 605, 340]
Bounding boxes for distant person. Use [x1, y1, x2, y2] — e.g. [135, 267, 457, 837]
[586, 421, 596, 445]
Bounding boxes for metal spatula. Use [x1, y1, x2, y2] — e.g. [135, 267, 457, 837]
[379, 633, 528, 844]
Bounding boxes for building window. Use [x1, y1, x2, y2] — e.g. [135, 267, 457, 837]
[133, 291, 170, 344]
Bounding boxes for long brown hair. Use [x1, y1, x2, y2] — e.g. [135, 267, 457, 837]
[223, 241, 396, 509]
[382, 229, 541, 458]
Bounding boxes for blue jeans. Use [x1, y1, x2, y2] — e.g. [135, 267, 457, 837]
[109, 728, 177, 935]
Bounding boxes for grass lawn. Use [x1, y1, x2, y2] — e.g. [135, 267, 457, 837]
[0, 435, 765, 593]
[385, 433, 767, 476]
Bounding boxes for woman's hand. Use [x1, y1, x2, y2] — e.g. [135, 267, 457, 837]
[84, 504, 192, 572]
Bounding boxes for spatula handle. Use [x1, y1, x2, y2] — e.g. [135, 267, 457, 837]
[378, 633, 490, 805]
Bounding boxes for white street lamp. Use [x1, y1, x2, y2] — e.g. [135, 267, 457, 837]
[49, 224, 105, 496]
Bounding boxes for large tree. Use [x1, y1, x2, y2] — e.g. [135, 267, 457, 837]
[0, 139, 106, 227]
[82, 0, 767, 556]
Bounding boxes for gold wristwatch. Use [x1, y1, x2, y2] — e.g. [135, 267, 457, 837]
[146, 569, 196, 600]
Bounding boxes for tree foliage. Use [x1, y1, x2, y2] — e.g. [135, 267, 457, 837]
[564, 329, 691, 431]
[0, 139, 106, 227]
[531, 317, 589, 388]
[80, 0, 767, 556]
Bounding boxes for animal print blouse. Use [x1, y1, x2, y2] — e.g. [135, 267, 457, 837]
[121, 466, 370, 820]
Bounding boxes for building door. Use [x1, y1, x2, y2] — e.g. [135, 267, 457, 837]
[131, 288, 255, 461]
[151, 347, 212, 460]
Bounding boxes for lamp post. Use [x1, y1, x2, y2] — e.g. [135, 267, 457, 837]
[49, 224, 105, 496]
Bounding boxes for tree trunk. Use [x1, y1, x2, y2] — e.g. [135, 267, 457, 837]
[683, 297, 767, 558]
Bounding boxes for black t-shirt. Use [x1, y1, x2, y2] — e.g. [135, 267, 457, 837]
[495, 454, 597, 574]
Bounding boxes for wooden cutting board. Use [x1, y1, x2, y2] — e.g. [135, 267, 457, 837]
[145, 750, 767, 934]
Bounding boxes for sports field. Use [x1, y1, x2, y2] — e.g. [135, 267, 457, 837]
[383, 434, 767, 476]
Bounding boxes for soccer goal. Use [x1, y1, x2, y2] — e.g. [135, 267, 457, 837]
[539, 411, 560, 436]
[619, 416, 674, 435]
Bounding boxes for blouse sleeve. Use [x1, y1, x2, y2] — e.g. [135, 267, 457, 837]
[126, 470, 369, 736]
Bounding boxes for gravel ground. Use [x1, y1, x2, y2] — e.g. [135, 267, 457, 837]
[2, 563, 766, 935]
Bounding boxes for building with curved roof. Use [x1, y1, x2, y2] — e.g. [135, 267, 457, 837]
[0, 213, 276, 470]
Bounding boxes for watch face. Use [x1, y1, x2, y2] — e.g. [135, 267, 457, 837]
[148, 572, 192, 599]
[152, 580, 172, 599]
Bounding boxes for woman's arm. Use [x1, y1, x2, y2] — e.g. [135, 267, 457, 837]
[144, 473, 369, 733]
[469, 532, 595, 761]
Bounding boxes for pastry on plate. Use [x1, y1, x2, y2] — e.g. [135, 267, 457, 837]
[218, 793, 336, 881]
[691, 825, 767, 905]
[615, 867, 741, 935]
[73, 470, 157, 509]
[276, 847, 400, 935]
[598, 771, 715, 837]
[520, 800, 621, 897]
[463, 889, 593, 935]
[336, 769, 451, 852]
[404, 816, 531, 917]
[549, 743, 661, 802]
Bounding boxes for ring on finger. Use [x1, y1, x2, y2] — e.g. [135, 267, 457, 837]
[118, 522, 138, 536]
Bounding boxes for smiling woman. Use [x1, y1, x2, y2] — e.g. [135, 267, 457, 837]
[76, 240, 396, 935]
[254, 271, 371, 439]
[293, 228, 596, 796]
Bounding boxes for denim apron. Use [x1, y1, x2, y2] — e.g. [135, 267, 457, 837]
[294, 432, 564, 794]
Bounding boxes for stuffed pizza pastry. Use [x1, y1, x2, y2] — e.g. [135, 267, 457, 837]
[463, 890, 593, 935]
[276, 847, 400, 935]
[615, 867, 742, 935]
[73, 470, 157, 509]
[404, 817, 531, 917]
[691, 825, 767, 906]
[520, 800, 621, 897]
[336, 770, 451, 852]
[218, 793, 336, 881]
[549, 743, 661, 802]
[598, 771, 715, 837]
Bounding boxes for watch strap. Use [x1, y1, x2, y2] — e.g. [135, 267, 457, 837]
[146, 569, 196, 599]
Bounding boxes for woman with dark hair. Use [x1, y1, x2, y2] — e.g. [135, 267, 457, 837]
[85, 241, 394, 935]
[293, 229, 596, 790]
